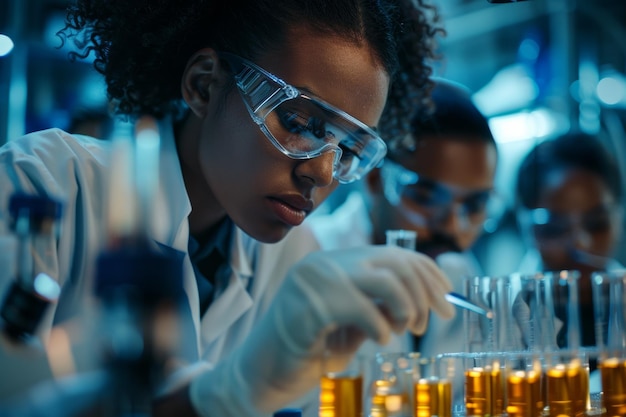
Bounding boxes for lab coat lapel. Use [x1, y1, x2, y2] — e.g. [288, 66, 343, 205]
[199, 227, 254, 349]
[148, 118, 202, 360]
[199, 272, 252, 348]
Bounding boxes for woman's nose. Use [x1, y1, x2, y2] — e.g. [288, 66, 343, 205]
[293, 149, 337, 187]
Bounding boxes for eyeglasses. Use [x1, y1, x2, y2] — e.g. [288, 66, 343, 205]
[524, 205, 619, 241]
[219, 52, 387, 184]
[380, 159, 493, 229]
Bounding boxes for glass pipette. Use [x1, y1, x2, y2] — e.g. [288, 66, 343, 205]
[445, 292, 494, 319]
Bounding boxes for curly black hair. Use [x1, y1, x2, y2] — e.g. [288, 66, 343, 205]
[58, 0, 445, 146]
[388, 78, 495, 157]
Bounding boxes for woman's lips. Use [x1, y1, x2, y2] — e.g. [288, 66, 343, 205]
[268, 197, 309, 226]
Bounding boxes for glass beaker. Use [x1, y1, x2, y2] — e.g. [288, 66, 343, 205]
[513, 271, 587, 353]
[546, 270, 585, 351]
[464, 274, 521, 354]
[592, 270, 626, 416]
[514, 272, 560, 352]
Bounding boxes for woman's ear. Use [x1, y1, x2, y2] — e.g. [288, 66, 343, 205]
[181, 48, 224, 118]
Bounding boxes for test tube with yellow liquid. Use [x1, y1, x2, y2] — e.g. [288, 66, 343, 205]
[464, 355, 505, 417]
[370, 377, 408, 417]
[320, 373, 364, 417]
[414, 377, 452, 417]
[319, 329, 364, 417]
[413, 356, 453, 417]
[592, 271, 626, 417]
[369, 352, 416, 417]
[505, 353, 544, 417]
[506, 369, 543, 417]
[544, 353, 590, 417]
[599, 357, 626, 416]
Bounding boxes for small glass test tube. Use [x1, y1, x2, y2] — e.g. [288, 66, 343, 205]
[385, 230, 417, 250]
[592, 270, 626, 415]
[369, 352, 416, 417]
[319, 330, 364, 417]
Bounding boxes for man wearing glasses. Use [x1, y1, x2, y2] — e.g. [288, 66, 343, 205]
[307, 79, 498, 356]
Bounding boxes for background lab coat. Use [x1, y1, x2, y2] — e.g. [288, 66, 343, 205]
[0, 122, 321, 406]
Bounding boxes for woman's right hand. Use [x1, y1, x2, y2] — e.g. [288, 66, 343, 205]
[189, 245, 454, 417]
[283, 245, 456, 349]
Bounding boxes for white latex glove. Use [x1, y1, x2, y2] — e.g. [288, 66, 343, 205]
[189, 245, 454, 417]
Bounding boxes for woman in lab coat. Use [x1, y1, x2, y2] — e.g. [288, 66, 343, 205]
[0, 1, 457, 416]
[515, 132, 623, 351]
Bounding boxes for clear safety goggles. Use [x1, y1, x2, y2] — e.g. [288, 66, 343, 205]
[380, 159, 493, 230]
[520, 204, 621, 242]
[219, 52, 387, 184]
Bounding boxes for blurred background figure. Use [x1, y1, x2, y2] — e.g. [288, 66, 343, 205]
[306, 79, 498, 357]
[515, 131, 623, 350]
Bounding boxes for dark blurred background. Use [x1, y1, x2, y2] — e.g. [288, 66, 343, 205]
[0, 0, 625, 274]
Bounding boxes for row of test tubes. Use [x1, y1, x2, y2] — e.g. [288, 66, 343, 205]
[319, 349, 602, 417]
[318, 230, 626, 416]
[461, 270, 626, 416]
[319, 289, 626, 416]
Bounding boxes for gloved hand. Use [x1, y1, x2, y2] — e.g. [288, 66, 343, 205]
[189, 245, 454, 417]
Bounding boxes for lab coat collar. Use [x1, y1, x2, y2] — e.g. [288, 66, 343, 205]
[199, 226, 255, 350]
[151, 118, 254, 277]
[146, 117, 257, 355]
[228, 226, 255, 279]
[148, 117, 199, 358]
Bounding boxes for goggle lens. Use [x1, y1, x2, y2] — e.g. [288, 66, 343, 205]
[531, 206, 615, 240]
[381, 159, 492, 228]
[221, 52, 387, 184]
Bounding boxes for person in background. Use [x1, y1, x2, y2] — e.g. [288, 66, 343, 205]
[0, 1, 457, 416]
[306, 79, 498, 357]
[515, 131, 623, 352]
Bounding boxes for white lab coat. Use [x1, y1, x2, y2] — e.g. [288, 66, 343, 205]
[0, 121, 321, 402]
